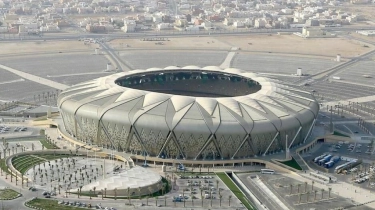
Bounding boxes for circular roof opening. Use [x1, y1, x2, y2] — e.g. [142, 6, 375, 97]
[115, 70, 261, 97]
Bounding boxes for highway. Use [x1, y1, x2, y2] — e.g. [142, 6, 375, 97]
[1, 26, 375, 42]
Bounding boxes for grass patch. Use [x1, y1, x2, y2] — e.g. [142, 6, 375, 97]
[34, 116, 48, 121]
[0, 189, 19, 200]
[0, 159, 9, 174]
[12, 154, 72, 174]
[74, 177, 171, 199]
[333, 131, 350, 137]
[278, 158, 303, 171]
[27, 198, 86, 210]
[216, 172, 255, 210]
[40, 139, 60, 149]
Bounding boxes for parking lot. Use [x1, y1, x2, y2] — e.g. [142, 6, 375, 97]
[0, 125, 39, 137]
[171, 173, 242, 208]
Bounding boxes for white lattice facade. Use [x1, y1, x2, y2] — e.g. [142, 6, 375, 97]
[58, 66, 319, 160]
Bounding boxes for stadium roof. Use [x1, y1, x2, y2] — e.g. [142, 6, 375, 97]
[58, 66, 319, 134]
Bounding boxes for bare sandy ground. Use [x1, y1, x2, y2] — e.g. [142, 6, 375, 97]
[0, 40, 97, 56]
[109, 34, 373, 58]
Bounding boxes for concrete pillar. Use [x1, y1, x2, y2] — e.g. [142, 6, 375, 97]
[242, 162, 244, 167]
[233, 163, 235, 167]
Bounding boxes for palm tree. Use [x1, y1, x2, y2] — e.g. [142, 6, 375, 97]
[89, 190, 92, 199]
[201, 196, 204, 207]
[104, 188, 107, 198]
[228, 195, 232, 206]
[311, 180, 315, 191]
[155, 196, 158, 206]
[137, 187, 141, 200]
[93, 187, 96, 195]
[216, 180, 219, 190]
[219, 195, 222, 206]
[79, 186, 83, 198]
[290, 184, 293, 195]
[314, 190, 318, 201]
[298, 193, 302, 204]
[127, 187, 131, 204]
[297, 183, 301, 193]
[306, 191, 310, 202]
[182, 189, 186, 207]
[328, 187, 332, 198]
[321, 189, 325, 200]
[164, 196, 167, 206]
[146, 196, 149, 206]
[114, 188, 117, 200]
[304, 181, 307, 193]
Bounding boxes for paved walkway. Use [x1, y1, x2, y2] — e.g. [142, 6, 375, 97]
[220, 51, 236, 69]
[323, 95, 375, 107]
[252, 177, 289, 210]
[285, 172, 375, 209]
[0, 64, 69, 90]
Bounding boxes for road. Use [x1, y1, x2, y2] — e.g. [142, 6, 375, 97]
[1, 26, 375, 43]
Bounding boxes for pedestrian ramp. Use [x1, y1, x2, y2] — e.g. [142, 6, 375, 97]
[252, 176, 289, 210]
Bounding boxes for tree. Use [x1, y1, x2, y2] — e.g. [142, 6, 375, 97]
[219, 195, 222, 206]
[311, 180, 315, 191]
[79, 186, 83, 198]
[314, 190, 318, 201]
[290, 184, 293, 195]
[216, 180, 219, 190]
[164, 196, 167, 206]
[328, 187, 332, 198]
[321, 189, 325, 200]
[183, 189, 186, 207]
[306, 191, 310, 202]
[114, 188, 117, 200]
[155, 196, 158, 206]
[298, 193, 302, 204]
[304, 181, 307, 193]
[297, 183, 301, 193]
[228, 195, 232, 206]
[127, 187, 131, 204]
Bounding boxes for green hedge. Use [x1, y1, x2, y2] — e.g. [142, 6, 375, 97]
[216, 172, 255, 210]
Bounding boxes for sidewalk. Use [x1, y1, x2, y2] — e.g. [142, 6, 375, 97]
[284, 172, 375, 209]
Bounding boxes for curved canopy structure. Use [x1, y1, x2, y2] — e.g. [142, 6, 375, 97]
[58, 66, 319, 160]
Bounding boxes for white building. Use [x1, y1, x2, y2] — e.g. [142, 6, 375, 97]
[122, 20, 136, 32]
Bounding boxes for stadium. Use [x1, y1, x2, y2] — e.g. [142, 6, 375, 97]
[57, 66, 319, 161]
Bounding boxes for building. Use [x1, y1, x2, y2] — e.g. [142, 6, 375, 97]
[294, 27, 336, 38]
[58, 66, 319, 161]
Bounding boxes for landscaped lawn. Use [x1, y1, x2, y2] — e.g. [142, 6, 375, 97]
[40, 139, 60, 149]
[0, 188, 19, 200]
[27, 198, 87, 210]
[12, 154, 71, 174]
[278, 158, 303, 170]
[216, 172, 255, 210]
